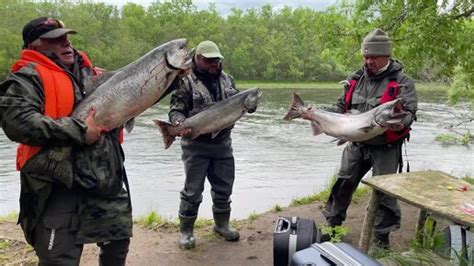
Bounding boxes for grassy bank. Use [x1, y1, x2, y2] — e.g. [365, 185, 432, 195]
[237, 80, 450, 92]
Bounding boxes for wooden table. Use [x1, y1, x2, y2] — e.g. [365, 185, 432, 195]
[358, 170, 474, 253]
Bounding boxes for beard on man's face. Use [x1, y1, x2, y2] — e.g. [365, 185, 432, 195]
[365, 64, 377, 77]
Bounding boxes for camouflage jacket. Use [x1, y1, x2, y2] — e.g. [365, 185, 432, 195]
[168, 65, 239, 143]
[327, 60, 418, 145]
[0, 50, 132, 244]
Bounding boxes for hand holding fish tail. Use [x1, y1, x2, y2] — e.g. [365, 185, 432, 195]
[302, 106, 314, 120]
[179, 127, 192, 137]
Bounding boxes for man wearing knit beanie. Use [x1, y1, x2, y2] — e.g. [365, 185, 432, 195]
[361, 28, 392, 57]
[322, 28, 418, 251]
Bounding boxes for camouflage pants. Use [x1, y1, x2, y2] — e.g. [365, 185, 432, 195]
[33, 212, 130, 265]
[30, 186, 130, 265]
[178, 139, 235, 217]
[323, 142, 402, 236]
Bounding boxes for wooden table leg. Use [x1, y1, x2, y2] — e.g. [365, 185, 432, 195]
[416, 209, 428, 233]
[359, 189, 382, 253]
[415, 209, 428, 245]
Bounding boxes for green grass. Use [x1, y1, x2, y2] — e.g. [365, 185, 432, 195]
[290, 173, 370, 207]
[0, 212, 18, 222]
[270, 204, 283, 213]
[435, 131, 473, 146]
[462, 176, 474, 184]
[320, 225, 350, 243]
[248, 211, 260, 221]
[237, 80, 450, 91]
[194, 218, 213, 229]
[0, 239, 11, 250]
[134, 211, 168, 228]
[290, 174, 337, 206]
[352, 185, 370, 203]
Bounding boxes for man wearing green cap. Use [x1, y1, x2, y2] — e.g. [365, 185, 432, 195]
[321, 28, 418, 249]
[168, 40, 240, 249]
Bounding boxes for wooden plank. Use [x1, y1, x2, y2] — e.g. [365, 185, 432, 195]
[359, 189, 382, 253]
[361, 170, 474, 227]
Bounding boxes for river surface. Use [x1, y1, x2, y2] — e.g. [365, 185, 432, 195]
[1, 88, 473, 219]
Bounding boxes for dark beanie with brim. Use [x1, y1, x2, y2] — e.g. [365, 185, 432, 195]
[361, 28, 392, 56]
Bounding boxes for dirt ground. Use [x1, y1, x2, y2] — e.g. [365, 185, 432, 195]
[0, 194, 420, 265]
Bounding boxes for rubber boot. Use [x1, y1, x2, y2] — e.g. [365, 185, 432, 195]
[178, 214, 196, 249]
[373, 232, 390, 250]
[213, 210, 240, 241]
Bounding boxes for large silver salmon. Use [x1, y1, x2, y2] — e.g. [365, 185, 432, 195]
[154, 87, 262, 149]
[284, 93, 408, 145]
[75, 38, 191, 131]
[24, 38, 191, 187]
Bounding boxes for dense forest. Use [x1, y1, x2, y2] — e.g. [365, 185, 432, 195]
[0, 0, 472, 103]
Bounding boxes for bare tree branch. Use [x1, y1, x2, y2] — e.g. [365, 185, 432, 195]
[452, 7, 474, 19]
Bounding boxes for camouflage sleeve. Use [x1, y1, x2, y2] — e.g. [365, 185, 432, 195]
[228, 74, 239, 93]
[0, 68, 87, 147]
[168, 77, 191, 124]
[398, 73, 418, 127]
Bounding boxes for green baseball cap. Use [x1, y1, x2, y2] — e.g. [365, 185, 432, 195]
[195, 40, 224, 59]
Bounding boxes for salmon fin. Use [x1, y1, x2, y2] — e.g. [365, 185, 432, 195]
[153, 119, 176, 149]
[358, 125, 375, 133]
[336, 139, 347, 146]
[124, 118, 135, 133]
[311, 121, 323, 136]
[283, 92, 305, 120]
[211, 130, 221, 139]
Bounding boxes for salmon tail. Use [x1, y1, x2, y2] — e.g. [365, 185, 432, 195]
[283, 93, 305, 120]
[153, 120, 176, 149]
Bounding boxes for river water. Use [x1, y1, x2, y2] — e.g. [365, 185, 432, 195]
[1, 88, 473, 219]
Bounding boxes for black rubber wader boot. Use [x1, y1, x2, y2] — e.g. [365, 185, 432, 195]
[213, 210, 240, 241]
[373, 232, 390, 251]
[179, 214, 197, 249]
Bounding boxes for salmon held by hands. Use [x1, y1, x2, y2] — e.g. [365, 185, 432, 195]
[74, 38, 191, 131]
[155, 88, 262, 149]
[24, 38, 192, 187]
[284, 93, 408, 145]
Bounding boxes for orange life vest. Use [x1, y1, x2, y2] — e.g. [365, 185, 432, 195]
[14, 50, 93, 170]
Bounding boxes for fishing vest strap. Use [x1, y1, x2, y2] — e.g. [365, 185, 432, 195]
[344, 69, 364, 112]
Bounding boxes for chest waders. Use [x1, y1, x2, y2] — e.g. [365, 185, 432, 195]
[323, 68, 411, 249]
[178, 72, 239, 249]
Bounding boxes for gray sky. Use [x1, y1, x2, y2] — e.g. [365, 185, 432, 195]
[97, 0, 339, 15]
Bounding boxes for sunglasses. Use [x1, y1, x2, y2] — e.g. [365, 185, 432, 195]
[38, 18, 64, 29]
[199, 55, 221, 64]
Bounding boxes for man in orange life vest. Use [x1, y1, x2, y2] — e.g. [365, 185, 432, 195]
[0, 17, 132, 265]
[321, 28, 418, 249]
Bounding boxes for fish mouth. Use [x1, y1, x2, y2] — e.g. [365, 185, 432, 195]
[390, 100, 408, 118]
[244, 88, 262, 113]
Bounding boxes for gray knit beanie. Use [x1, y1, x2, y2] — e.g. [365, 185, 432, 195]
[361, 28, 392, 56]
